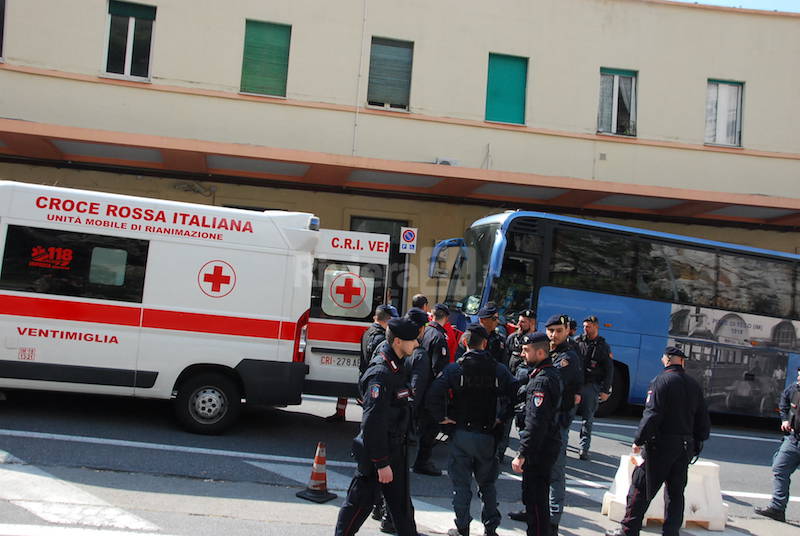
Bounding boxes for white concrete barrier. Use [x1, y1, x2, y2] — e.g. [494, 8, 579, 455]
[601, 455, 728, 531]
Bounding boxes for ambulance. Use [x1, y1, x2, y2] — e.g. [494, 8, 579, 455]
[0, 181, 389, 433]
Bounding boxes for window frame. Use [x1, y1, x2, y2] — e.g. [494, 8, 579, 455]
[0, 0, 6, 61]
[704, 79, 743, 147]
[598, 68, 638, 137]
[366, 37, 414, 112]
[103, 2, 156, 82]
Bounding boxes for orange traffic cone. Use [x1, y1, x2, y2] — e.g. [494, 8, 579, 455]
[296, 442, 338, 503]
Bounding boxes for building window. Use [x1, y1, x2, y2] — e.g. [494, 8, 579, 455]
[367, 37, 413, 110]
[0, 0, 5, 59]
[598, 68, 637, 136]
[240, 20, 291, 97]
[705, 80, 742, 146]
[105, 1, 156, 79]
[485, 53, 528, 125]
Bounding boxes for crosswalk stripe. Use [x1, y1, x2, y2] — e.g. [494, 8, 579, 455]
[0, 524, 174, 536]
[0, 464, 159, 531]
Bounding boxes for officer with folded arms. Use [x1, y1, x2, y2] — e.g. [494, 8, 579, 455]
[605, 346, 710, 536]
[427, 323, 516, 536]
[506, 309, 536, 375]
[575, 315, 613, 460]
[511, 331, 563, 536]
[335, 317, 421, 536]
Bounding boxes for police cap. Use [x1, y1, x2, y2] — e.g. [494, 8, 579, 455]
[583, 315, 599, 324]
[520, 331, 549, 346]
[664, 346, 688, 359]
[477, 303, 499, 318]
[433, 303, 450, 316]
[568, 318, 577, 330]
[518, 309, 536, 318]
[388, 318, 421, 341]
[544, 314, 570, 327]
[405, 307, 429, 328]
[377, 304, 400, 318]
[466, 322, 490, 339]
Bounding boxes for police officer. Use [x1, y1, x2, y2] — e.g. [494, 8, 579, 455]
[511, 332, 563, 536]
[575, 315, 613, 460]
[335, 318, 421, 536]
[455, 303, 506, 366]
[327, 304, 399, 423]
[412, 303, 452, 476]
[545, 314, 584, 535]
[507, 309, 536, 375]
[605, 346, 711, 536]
[427, 323, 516, 536]
[754, 365, 800, 523]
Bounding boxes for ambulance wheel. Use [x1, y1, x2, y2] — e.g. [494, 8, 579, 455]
[174, 373, 241, 434]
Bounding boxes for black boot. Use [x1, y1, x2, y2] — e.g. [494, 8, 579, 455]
[507, 509, 526, 521]
[446, 528, 468, 536]
[754, 506, 786, 522]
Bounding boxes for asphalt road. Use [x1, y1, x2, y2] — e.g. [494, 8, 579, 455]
[0, 389, 797, 535]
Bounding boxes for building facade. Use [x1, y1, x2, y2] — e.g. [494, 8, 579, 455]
[0, 0, 798, 307]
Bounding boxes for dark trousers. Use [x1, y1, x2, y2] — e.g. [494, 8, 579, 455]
[522, 441, 560, 536]
[413, 410, 440, 467]
[335, 447, 416, 536]
[621, 442, 691, 536]
[447, 428, 501, 530]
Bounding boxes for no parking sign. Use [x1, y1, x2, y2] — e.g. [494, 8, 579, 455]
[399, 227, 417, 254]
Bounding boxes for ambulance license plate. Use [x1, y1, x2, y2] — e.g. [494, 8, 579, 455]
[320, 355, 358, 367]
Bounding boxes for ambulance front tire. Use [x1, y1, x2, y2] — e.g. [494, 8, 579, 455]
[174, 373, 242, 435]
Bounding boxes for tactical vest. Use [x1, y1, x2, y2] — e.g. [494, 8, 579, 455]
[452, 353, 498, 433]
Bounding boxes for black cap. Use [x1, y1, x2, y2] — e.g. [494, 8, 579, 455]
[433, 303, 450, 316]
[388, 318, 421, 341]
[583, 315, 599, 324]
[377, 304, 400, 318]
[405, 307, 429, 328]
[466, 322, 490, 339]
[477, 303, 499, 318]
[518, 309, 536, 318]
[664, 346, 688, 359]
[520, 331, 549, 346]
[545, 314, 570, 327]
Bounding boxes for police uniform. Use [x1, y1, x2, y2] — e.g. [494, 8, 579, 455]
[515, 332, 563, 536]
[426, 323, 516, 536]
[335, 318, 419, 536]
[606, 346, 711, 536]
[412, 304, 452, 474]
[361, 322, 387, 375]
[576, 317, 614, 457]
[545, 314, 584, 532]
[754, 366, 800, 522]
[506, 309, 535, 375]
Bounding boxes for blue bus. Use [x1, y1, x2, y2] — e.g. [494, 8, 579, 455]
[430, 211, 800, 417]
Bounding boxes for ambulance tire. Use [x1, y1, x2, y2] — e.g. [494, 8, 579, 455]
[174, 373, 242, 435]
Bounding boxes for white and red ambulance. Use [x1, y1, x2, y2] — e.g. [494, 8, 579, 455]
[0, 181, 389, 433]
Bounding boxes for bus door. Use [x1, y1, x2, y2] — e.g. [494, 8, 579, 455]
[304, 230, 389, 398]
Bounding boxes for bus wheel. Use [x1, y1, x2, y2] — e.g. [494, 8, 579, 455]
[596, 366, 627, 418]
[174, 373, 242, 435]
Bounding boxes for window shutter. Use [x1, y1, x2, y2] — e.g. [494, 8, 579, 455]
[109, 1, 156, 21]
[485, 53, 527, 124]
[367, 38, 413, 108]
[241, 20, 291, 97]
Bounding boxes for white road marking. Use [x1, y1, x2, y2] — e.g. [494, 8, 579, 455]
[588, 421, 780, 443]
[0, 525, 173, 536]
[0, 464, 159, 531]
[722, 490, 800, 503]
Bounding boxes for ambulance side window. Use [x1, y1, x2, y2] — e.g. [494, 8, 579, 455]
[0, 225, 148, 303]
[310, 259, 386, 321]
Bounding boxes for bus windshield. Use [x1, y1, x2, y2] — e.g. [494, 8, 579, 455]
[444, 223, 498, 315]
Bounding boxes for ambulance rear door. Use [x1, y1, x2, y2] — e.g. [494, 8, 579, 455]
[304, 230, 390, 398]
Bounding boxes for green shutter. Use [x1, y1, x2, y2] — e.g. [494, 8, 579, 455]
[367, 38, 413, 108]
[109, 1, 156, 21]
[485, 53, 527, 124]
[240, 20, 291, 97]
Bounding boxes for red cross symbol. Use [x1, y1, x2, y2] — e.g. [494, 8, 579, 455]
[203, 265, 231, 292]
[329, 272, 366, 309]
[335, 277, 362, 304]
[198, 260, 236, 298]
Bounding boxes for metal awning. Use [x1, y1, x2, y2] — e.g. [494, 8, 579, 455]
[1, 117, 799, 228]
